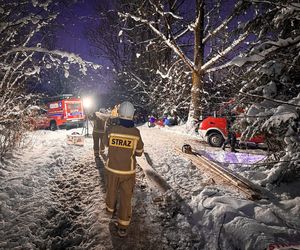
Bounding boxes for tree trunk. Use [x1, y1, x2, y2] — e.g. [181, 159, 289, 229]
[188, 0, 204, 125]
[188, 70, 203, 122]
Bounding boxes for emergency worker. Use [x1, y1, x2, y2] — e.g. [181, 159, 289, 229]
[222, 114, 238, 153]
[90, 110, 107, 159]
[111, 104, 119, 117]
[102, 101, 144, 237]
[106, 104, 120, 127]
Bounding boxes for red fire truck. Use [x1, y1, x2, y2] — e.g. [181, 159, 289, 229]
[198, 99, 265, 148]
[198, 116, 265, 148]
[46, 95, 86, 130]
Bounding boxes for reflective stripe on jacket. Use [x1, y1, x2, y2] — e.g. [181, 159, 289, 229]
[103, 125, 144, 174]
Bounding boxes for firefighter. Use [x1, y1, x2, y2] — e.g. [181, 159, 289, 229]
[90, 110, 107, 159]
[102, 101, 144, 237]
[107, 104, 120, 127]
[111, 104, 119, 117]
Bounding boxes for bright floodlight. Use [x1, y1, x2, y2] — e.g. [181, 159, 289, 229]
[83, 97, 93, 109]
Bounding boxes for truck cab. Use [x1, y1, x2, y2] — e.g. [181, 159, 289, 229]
[198, 116, 265, 148]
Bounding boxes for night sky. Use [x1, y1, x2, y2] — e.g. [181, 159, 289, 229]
[51, 0, 249, 100]
[56, 0, 99, 64]
[53, 0, 113, 101]
[54, 0, 247, 65]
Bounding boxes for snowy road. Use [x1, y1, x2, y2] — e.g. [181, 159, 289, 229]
[0, 126, 300, 249]
[0, 128, 200, 249]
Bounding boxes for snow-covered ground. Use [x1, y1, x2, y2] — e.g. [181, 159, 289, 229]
[0, 125, 300, 249]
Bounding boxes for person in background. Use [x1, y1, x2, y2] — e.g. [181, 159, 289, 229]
[148, 115, 156, 127]
[107, 104, 120, 126]
[172, 110, 179, 125]
[222, 113, 238, 153]
[90, 109, 107, 159]
[102, 101, 144, 237]
[111, 104, 119, 118]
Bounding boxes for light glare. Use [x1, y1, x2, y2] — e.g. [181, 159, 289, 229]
[83, 97, 93, 109]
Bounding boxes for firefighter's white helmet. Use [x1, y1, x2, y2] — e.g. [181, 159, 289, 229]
[118, 101, 135, 120]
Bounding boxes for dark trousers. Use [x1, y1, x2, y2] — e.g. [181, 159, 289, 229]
[93, 132, 105, 156]
[222, 132, 237, 152]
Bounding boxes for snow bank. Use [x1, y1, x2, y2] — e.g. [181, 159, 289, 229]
[140, 125, 300, 249]
[190, 187, 300, 249]
[0, 129, 104, 249]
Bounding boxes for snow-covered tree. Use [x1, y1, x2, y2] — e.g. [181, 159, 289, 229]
[0, 0, 100, 158]
[86, 1, 175, 113]
[229, 1, 300, 183]
[118, 0, 269, 124]
[88, 1, 255, 121]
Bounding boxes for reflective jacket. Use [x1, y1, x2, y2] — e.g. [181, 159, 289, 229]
[103, 125, 144, 175]
[91, 113, 106, 133]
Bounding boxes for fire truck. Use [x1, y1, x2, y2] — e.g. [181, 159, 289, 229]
[198, 99, 265, 148]
[198, 116, 265, 148]
[46, 95, 86, 130]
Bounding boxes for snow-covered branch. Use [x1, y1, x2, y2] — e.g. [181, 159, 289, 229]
[119, 12, 195, 71]
[174, 27, 191, 40]
[240, 91, 300, 108]
[202, 32, 248, 70]
[129, 72, 147, 90]
[203, 13, 234, 43]
[1, 46, 101, 74]
[156, 59, 181, 79]
[203, 1, 245, 43]
[148, 0, 183, 20]
[229, 36, 300, 67]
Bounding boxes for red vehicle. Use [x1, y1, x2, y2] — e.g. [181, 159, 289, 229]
[198, 116, 265, 148]
[29, 107, 51, 130]
[46, 95, 86, 130]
